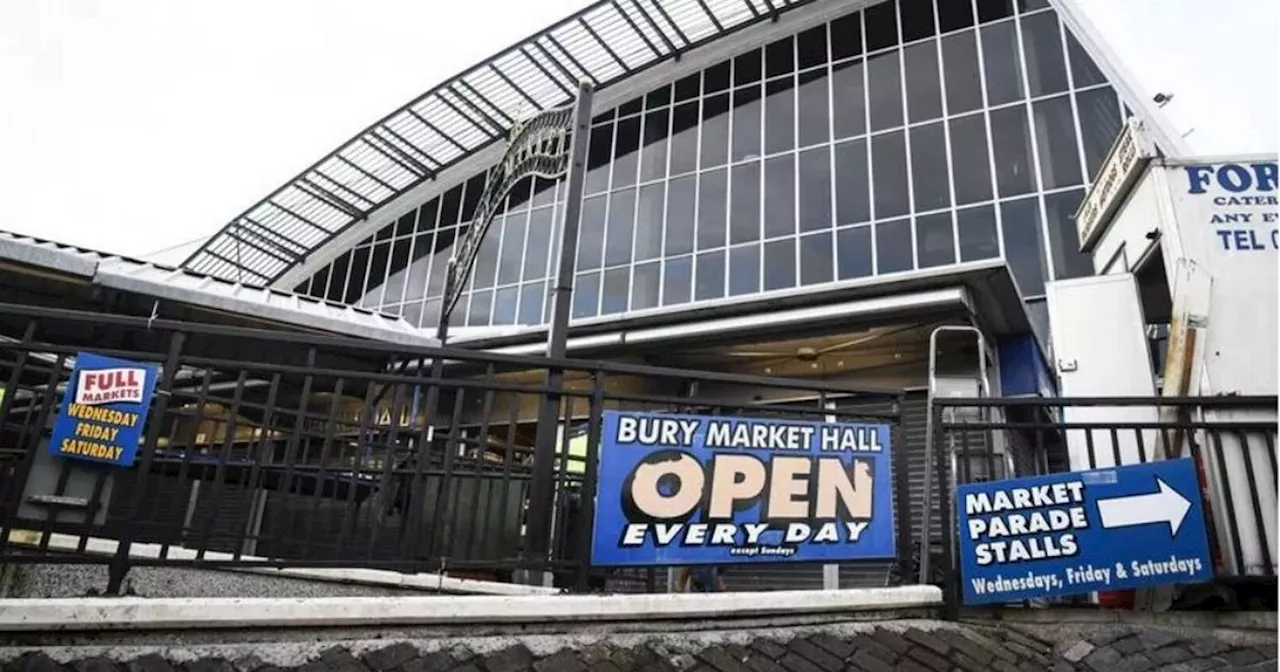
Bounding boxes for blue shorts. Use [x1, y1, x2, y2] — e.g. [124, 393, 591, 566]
[691, 567, 720, 592]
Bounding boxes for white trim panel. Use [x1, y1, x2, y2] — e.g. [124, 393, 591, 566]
[492, 286, 972, 355]
[0, 586, 942, 632]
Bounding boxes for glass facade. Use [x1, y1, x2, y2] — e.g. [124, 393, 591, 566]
[295, 0, 1131, 334]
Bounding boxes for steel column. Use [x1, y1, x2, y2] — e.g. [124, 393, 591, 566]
[524, 80, 595, 582]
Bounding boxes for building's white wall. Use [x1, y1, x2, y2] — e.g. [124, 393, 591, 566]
[1162, 159, 1279, 396]
[1089, 168, 1169, 274]
[1162, 158, 1280, 577]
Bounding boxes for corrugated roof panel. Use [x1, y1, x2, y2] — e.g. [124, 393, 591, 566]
[335, 142, 404, 183]
[182, 0, 824, 286]
[665, 2, 719, 42]
[0, 229, 434, 347]
[464, 68, 531, 122]
[493, 51, 566, 109]
[566, 16, 630, 80]
[710, 0, 756, 27]
[315, 156, 396, 204]
[611, 5, 666, 64]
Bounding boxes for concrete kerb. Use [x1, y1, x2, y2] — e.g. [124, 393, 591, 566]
[0, 585, 942, 632]
[963, 605, 1278, 632]
[4, 530, 560, 597]
[962, 605, 1280, 651]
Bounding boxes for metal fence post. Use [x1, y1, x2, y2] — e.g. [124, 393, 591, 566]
[526, 80, 595, 581]
[931, 402, 961, 619]
[573, 370, 605, 592]
[0, 320, 39, 552]
[106, 330, 186, 595]
[891, 396, 912, 586]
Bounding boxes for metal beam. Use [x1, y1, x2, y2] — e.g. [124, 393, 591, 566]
[520, 46, 575, 97]
[296, 177, 367, 219]
[361, 136, 431, 179]
[488, 63, 544, 111]
[181, 0, 831, 285]
[404, 107, 470, 155]
[201, 248, 271, 284]
[761, 0, 784, 23]
[439, 87, 501, 136]
[578, 17, 630, 72]
[693, 0, 725, 31]
[456, 79, 514, 126]
[544, 33, 596, 82]
[309, 171, 377, 209]
[267, 200, 333, 237]
[629, 0, 681, 52]
[227, 226, 299, 264]
[525, 80, 595, 581]
[241, 217, 310, 257]
[333, 154, 399, 192]
[533, 39, 587, 87]
[609, 1, 662, 59]
[640, 0, 691, 46]
[226, 233, 293, 267]
[376, 123, 445, 168]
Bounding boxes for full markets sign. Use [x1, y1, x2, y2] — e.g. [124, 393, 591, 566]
[590, 411, 896, 566]
[49, 352, 159, 467]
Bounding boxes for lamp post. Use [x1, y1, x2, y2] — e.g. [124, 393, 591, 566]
[522, 80, 594, 583]
[435, 80, 596, 585]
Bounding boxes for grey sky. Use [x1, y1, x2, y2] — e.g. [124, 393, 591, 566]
[1069, 0, 1278, 157]
[1, 0, 1275, 263]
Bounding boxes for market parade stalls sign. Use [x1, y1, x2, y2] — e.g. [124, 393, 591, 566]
[590, 411, 895, 566]
[957, 458, 1213, 605]
[49, 352, 159, 467]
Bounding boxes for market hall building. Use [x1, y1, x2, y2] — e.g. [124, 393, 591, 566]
[174, 0, 1188, 590]
[2, 0, 1215, 594]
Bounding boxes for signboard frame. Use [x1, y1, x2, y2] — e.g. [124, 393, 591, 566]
[1075, 119, 1158, 254]
[956, 458, 1213, 606]
[48, 352, 160, 468]
[589, 410, 898, 568]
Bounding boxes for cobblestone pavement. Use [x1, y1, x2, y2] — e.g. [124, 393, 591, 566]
[3, 624, 1276, 672]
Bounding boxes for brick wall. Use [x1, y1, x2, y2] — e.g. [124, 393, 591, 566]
[3, 622, 1276, 672]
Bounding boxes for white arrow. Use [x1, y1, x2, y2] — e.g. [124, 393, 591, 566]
[1096, 478, 1192, 536]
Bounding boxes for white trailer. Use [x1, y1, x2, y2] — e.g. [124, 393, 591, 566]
[1047, 119, 1278, 580]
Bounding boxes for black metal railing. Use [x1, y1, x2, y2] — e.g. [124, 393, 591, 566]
[0, 302, 905, 594]
[928, 396, 1278, 614]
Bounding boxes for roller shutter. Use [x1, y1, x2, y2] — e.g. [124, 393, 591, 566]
[836, 394, 914, 589]
[106, 471, 194, 546]
[187, 479, 258, 554]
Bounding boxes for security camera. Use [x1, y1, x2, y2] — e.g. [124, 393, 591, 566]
[1153, 92, 1174, 106]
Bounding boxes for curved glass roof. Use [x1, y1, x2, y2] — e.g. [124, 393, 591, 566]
[182, 0, 820, 286]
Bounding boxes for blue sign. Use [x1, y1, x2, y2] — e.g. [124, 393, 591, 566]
[997, 334, 1057, 399]
[957, 459, 1213, 605]
[49, 352, 160, 467]
[590, 411, 896, 566]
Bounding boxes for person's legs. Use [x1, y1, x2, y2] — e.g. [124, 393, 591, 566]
[693, 566, 719, 592]
[676, 566, 693, 592]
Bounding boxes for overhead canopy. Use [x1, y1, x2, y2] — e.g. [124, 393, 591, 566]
[180, 0, 820, 287]
[455, 259, 1034, 355]
[0, 229, 436, 347]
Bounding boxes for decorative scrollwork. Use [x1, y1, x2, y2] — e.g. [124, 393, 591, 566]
[441, 105, 576, 322]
